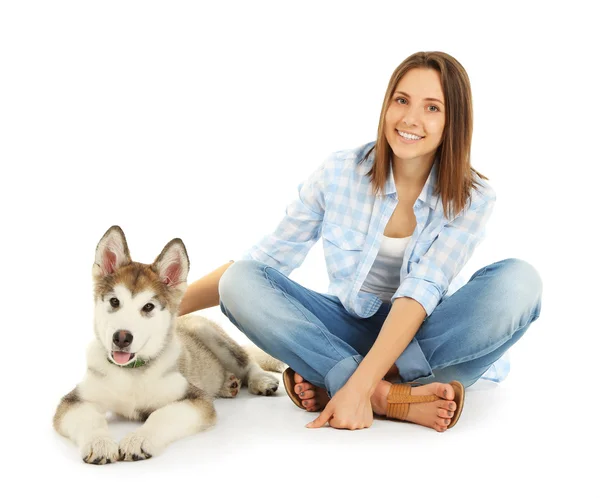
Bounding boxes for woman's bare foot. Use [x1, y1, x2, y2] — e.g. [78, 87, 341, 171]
[293, 364, 402, 412]
[371, 380, 458, 432]
[293, 372, 329, 412]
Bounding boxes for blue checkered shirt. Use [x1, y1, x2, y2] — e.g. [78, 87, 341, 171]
[241, 141, 508, 382]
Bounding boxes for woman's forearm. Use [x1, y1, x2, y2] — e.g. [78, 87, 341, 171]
[178, 260, 235, 316]
[346, 297, 427, 395]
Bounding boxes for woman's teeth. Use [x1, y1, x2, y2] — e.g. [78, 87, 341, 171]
[398, 131, 423, 141]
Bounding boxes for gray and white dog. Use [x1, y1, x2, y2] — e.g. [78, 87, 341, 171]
[53, 226, 283, 464]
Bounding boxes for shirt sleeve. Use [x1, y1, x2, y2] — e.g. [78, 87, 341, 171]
[238, 159, 328, 276]
[392, 190, 496, 316]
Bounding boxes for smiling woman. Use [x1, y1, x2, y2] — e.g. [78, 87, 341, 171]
[181, 51, 543, 433]
[368, 51, 483, 222]
[387, 73, 445, 152]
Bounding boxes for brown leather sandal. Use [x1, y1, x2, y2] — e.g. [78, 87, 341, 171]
[282, 368, 305, 409]
[386, 380, 465, 429]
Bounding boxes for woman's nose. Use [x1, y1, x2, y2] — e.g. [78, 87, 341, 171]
[402, 107, 419, 127]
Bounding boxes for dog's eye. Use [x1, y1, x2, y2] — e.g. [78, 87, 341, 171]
[143, 303, 155, 312]
[109, 298, 120, 308]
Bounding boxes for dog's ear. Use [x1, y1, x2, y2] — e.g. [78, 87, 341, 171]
[93, 226, 132, 278]
[151, 238, 189, 288]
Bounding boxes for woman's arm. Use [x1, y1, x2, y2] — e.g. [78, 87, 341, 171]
[352, 188, 497, 390]
[345, 296, 426, 395]
[178, 260, 234, 316]
[306, 296, 425, 430]
[308, 184, 496, 429]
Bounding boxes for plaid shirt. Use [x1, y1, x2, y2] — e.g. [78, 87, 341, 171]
[241, 142, 507, 381]
[242, 141, 496, 316]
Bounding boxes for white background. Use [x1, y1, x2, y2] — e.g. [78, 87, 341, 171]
[1, 1, 598, 497]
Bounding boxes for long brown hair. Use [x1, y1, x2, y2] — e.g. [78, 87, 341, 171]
[364, 51, 489, 219]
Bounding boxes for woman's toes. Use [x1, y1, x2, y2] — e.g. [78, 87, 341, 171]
[294, 372, 304, 384]
[433, 422, 446, 433]
[436, 400, 454, 418]
[437, 408, 453, 419]
[435, 418, 450, 431]
[298, 389, 315, 400]
[302, 398, 318, 410]
[295, 382, 313, 395]
[434, 382, 455, 401]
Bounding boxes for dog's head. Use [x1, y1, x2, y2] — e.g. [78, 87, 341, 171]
[92, 226, 189, 367]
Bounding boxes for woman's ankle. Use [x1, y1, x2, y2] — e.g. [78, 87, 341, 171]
[370, 380, 392, 416]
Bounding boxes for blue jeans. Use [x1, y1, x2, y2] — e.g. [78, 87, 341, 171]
[219, 258, 542, 396]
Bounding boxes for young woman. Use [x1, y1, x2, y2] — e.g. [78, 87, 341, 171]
[179, 51, 543, 432]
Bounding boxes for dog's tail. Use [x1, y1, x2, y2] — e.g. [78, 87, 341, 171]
[243, 343, 286, 373]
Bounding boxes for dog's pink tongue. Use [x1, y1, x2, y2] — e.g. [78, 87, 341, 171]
[113, 352, 132, 364]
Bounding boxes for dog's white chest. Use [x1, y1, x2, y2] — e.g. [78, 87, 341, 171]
[83, 366, 188, 419]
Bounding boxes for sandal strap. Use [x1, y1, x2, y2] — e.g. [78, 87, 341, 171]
[386, 384, 440, 421]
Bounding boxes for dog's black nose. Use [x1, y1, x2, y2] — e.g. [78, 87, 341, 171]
[112, 330, 133, 348]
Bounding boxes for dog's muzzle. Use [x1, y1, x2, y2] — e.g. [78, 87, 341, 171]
[112, 330, 134, 364]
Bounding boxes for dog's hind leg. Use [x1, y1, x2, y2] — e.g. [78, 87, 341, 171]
[179, 315, 280, 396]
[218, 372, 241, 398]
[53, 387, 119, 465]
[207, 330, 280, 396]
[118, 384, 216, 461]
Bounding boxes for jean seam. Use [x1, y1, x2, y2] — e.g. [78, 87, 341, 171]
[428, 314, 536, 371]
[262, 266, 347, 362]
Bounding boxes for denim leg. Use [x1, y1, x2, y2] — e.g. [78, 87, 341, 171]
[218, 260, 387, 396]
[219, 258, 543, 395]
[410, 258, 543, 387]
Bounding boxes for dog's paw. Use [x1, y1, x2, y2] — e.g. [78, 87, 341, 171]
[219, 373, 240, 398]
[81, 436, 120, 465]
[248, 371, 279, 396]
[118, 431, 156, 462]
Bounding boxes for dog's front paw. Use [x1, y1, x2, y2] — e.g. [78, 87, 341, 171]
[81, 436, 120, 465]
[248, 371, 279, 396]
[119, 431, 156, 462]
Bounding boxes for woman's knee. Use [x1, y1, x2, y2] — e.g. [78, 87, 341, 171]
[495, 258, 543, 316]
[218, 260, 289, 349]
[218, 259, 266, 307]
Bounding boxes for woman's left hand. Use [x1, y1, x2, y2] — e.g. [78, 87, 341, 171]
[306, 384, 373, 430]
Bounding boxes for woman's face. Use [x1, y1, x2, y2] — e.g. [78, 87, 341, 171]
[384, 68, 446, 167]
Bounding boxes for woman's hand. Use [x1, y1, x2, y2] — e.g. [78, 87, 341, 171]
[306, 384, 374, 430]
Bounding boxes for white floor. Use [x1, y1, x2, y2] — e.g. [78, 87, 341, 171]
[32, 339, 593, 498]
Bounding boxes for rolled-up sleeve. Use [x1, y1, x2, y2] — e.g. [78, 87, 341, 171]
[239, 159, 329, 275]
[392, 191, 496, 316]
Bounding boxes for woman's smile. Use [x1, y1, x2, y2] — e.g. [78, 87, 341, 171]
[396, 129, 425, 143]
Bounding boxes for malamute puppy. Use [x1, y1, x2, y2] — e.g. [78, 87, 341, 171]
[53, 226, 282, 464]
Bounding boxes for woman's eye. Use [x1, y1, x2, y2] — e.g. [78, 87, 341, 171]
[143, 303, 155, 312]
[428, 105, 439, 112]
[109, 298, 120, 308]
[397, 97, 407, 104]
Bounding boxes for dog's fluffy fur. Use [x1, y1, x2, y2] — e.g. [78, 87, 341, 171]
[53, 226, 284, 464]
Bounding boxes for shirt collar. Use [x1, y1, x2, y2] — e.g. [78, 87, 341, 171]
[417, 159, 440, 210]
[382, 163, 396, 195]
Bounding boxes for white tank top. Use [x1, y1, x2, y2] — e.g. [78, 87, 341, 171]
[360, 235, 411, 303]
